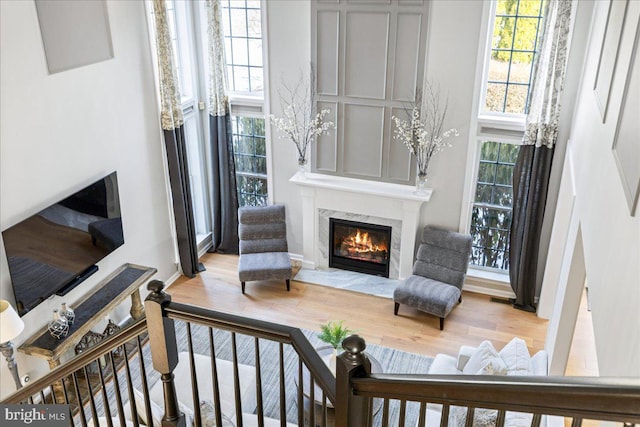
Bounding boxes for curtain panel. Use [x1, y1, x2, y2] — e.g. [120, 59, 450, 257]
[509, 0, 574, 311]
[206, 0, 239, 254]
[152, 0, 202, 277]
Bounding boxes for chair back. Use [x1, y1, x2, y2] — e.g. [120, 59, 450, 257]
[412, 226, 472, 289]
[238, 204, 288, 255]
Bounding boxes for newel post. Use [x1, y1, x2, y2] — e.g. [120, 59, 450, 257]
[335, 335, 372, 427]
[145, 280, 185, 427]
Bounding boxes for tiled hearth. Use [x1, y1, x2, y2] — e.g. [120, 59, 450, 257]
[290, 172, 431, 279]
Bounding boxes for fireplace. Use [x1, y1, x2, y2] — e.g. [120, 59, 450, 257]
[329, 218, 392, 277]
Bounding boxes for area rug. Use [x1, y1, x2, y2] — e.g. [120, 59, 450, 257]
[176, 322, 431, 425]
[81, 320, 432, 426]
[293, 268, 400, 299]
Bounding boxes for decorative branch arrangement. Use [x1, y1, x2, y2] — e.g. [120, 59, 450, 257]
[269, 68, 335, 167]
[392, 83, 459, 181]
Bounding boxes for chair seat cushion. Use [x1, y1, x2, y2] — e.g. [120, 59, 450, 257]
[393, 275, 461, 318]
[238, 252, 292, 282]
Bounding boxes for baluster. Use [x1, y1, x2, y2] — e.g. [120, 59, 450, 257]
[321, 392, 328, 427]
[50, 385, 58, 404]
[335, 334, 372, 427]
[96, 358, 113, 427]
[254, 337, 264, 427]
[398, 399, 406, 427]
[366, 397, 373, 427]
[310, 375, 316, 426]
[297, 357, 304, 427]
[135, 335, 150, 427]
[121, 345, 140, 427]
[465, 408, 475, 427]
[279, 343, 286, 427]
[72, 371, 88, 427]
[108, 351, 127, 427]
[531, 413, 542, 427]
[231, 332, 243, 427]
[39, 390, 46, 405]
[496, 410, 506, 427]
[144, 280, 185, 427]
[418, 402, 426, 427]
[61, 377, 73, 426]
[83, 365, 99, 427]
[571, 418, 583, 427]
[382, 399, 390, 427]
[440, 404, 450, 427]
[186, 323, 202, 427]
[208, 328, 223, 427]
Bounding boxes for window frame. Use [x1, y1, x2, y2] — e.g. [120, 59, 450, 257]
[460, 0, 537, 277]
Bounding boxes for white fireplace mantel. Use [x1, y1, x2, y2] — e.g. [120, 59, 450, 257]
[290, 172, 431, 279]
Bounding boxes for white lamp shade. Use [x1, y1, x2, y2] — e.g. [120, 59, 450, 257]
[0, 300, 25, 343]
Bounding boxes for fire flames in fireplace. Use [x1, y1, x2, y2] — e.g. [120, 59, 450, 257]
[338, 228, 389, 263]
[342, 228, 389, 261]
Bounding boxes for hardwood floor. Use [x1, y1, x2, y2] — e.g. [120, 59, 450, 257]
[167, 253, 596, 376]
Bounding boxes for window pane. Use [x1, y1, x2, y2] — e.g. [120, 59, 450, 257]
[493, 186, 513, 207]
[499, 143, 520, 163]
[230, 8, 248, 37]
[475, 184, 493, 204]
[485, 82, 507, 112]
[492, 17, 515, 51]
[248, 39, 263, 67]
[247, 9, 262, 37]
[513, 18, 539, 53]
[232, 38, 249, 65]
[233, 66, 250, 92]
[495, 164, 513, 185]
[505, 84, 529, 114]
[478, 162, 496, 184]
[480, 141, 500, 161]
[249, 67, 263, 92]
[508, 54, 533, 83]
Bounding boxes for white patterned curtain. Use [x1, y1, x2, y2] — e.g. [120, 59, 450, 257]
[152, 0, 183, 130]
[523, 0, 574, 148]
[510, 0, 575, 311]
[206, 0, 229, 117]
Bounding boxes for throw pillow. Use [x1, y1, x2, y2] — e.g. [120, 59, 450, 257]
[199, 400, 235, 427]
[132, 387, 163, 427]
[462, 340, 505, 375]
[499, 338, 532, 372]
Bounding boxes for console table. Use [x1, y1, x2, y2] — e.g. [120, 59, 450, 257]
[19, 263, 156, 369]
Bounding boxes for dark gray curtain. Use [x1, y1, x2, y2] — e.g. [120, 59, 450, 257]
[509, 144, 554, 311]
[208, 114, 239, 254]
[163, 127, 205, 277]
[508, 0, 573, 311]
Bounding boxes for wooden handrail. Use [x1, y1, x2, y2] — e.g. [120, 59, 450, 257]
[3, 318, 148, 404]
[351, 374, 640, 423]
[164, 301, 337, 405]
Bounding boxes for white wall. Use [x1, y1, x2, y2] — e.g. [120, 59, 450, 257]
[552, 0, 640, 376]
[266, 0, 483, 255]
[0, 0, 178, 398]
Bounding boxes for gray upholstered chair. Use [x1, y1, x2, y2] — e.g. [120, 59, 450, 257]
[238, 204, 292, 294]
[393, 226, 472, 330]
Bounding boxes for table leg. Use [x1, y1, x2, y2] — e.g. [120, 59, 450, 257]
[130, 289, 145, 320]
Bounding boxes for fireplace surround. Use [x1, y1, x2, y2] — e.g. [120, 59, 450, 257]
[329, 218, 392, 277]
[291, 172, 431, 279]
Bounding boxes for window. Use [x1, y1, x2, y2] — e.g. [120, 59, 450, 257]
[221, 0, 264, 94]
[231, 116, 268, 207]
[220, 0, 268, 206]
[470, 141, 518, 270]
[465, 0, 544, 272]
[148, 0, 269, 245]
[484, 0, 544, 114]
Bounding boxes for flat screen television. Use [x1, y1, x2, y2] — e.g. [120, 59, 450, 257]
[2, 172, 124, 316]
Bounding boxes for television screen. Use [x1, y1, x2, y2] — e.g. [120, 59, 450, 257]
[2, 172, 124, 316]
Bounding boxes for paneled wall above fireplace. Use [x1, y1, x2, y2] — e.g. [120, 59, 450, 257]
[311, 0, 431, 184]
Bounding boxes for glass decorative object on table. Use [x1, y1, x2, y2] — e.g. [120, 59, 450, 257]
[415, 172, 428, 195]
[48, 309, 69, 340]
[298, 157, 308, 179]
[60, 302, 75, 325]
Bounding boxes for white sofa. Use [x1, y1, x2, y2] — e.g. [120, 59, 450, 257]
[125, 351, 295, 427]
[425, 338, 563, 427]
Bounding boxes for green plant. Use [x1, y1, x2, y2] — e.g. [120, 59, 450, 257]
[317, 320, 352, 349]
